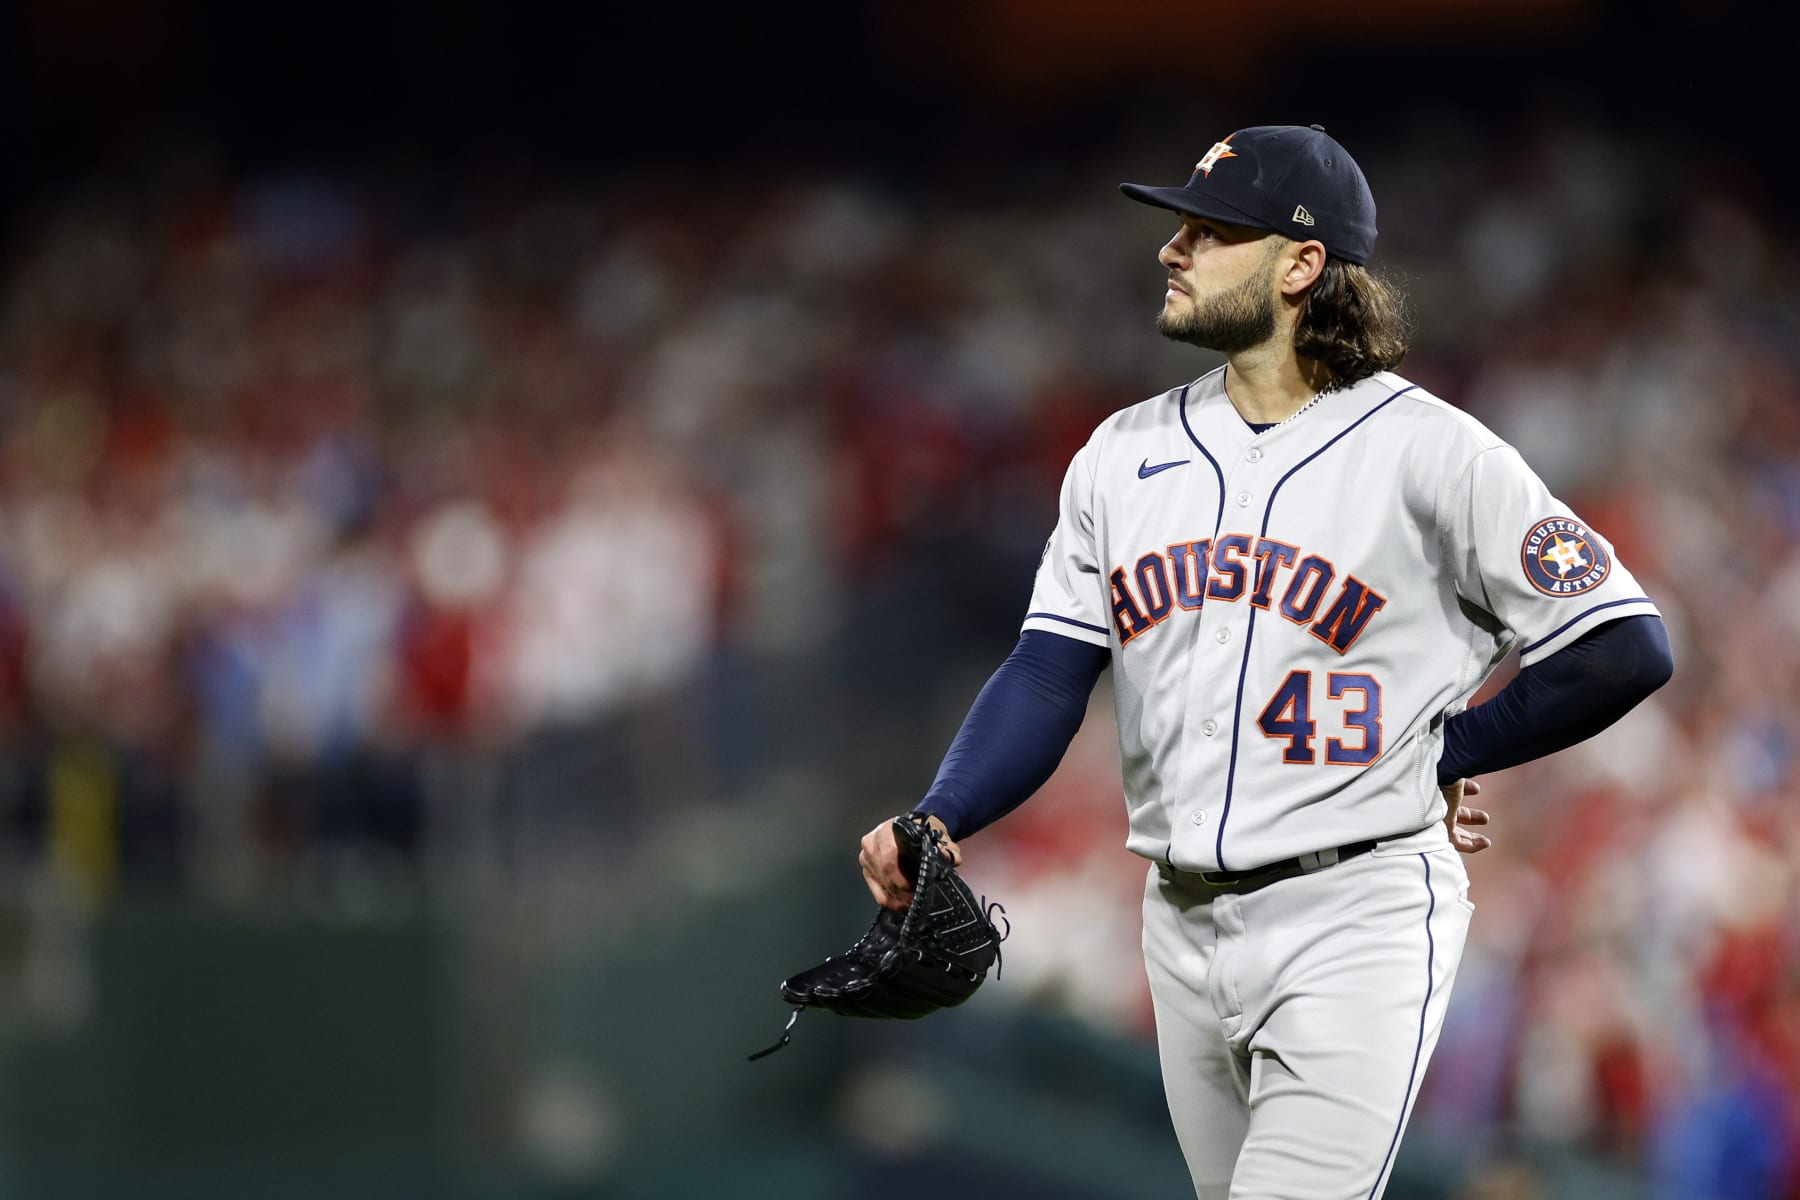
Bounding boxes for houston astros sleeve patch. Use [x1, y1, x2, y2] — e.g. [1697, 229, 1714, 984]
[1519, 517, 1611, 597]
[1451, 446, 1659, 667]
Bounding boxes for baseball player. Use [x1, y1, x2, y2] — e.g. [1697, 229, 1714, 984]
[858, 125, 1673, 1197]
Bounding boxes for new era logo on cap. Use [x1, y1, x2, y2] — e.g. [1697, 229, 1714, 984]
[1292, 205, 1315, 227]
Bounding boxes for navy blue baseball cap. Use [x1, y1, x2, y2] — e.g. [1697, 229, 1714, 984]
[1119, 125, 1378, 265]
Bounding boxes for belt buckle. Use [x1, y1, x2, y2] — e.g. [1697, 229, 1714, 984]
[1196, 869, 1239, 889]
[1297, 847, 1340, 872]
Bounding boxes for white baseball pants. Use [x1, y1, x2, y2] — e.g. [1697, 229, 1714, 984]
[1141, 826, 1473, 1200]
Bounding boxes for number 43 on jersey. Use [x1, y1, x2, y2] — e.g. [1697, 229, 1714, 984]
[1257, 671, 1381, 765]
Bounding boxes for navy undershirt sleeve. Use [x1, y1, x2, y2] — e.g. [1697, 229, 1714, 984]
[1437, 614, 1674, 785]
[912, 629, 1109, 840]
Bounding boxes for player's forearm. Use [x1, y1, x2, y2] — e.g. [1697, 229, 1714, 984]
[914, 630, 1109, 840]
[1437, 614, 1674, 783]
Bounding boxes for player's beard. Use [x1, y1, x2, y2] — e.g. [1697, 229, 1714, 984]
[1156, 260, 1278, 354]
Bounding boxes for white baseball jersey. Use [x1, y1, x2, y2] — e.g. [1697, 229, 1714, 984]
[1023, 366, 1659, 873]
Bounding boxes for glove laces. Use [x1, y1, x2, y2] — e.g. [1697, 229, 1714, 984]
[747, 1006, 805, 1062]
[982, 896, 1010, 980]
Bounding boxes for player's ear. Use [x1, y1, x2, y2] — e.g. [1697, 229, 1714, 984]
[1278, 239, 1327, 297]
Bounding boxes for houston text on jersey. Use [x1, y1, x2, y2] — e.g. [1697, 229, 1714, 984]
[1108, 533, 1387, 654]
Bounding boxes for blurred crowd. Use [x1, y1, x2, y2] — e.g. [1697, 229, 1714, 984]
[2, 115, 1797, 1191]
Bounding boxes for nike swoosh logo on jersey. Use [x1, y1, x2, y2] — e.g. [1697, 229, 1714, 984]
[1138, 458, 1191, 479]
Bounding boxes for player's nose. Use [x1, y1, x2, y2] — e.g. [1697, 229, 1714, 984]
[1158, 232, 1189, 271]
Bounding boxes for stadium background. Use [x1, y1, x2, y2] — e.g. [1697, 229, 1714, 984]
[1, 1, 1793, 1196]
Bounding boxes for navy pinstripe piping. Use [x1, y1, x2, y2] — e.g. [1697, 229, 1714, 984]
[1177, 369, 1229, 538]
[1024, 612, 1110, 636]
[1519, 597, 1654, 656]
[1369, 852, 1438, 1199]
[1214, 383, 1419, 870]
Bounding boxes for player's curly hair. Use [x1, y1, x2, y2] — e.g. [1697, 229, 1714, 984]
[1294, 259, 1411, 389]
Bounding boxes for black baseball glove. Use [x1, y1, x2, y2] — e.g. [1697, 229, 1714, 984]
[748, 813, 1008, 1060]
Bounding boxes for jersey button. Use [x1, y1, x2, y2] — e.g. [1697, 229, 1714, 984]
[1215, 628, 1231, 644]
[1191, 810, 1207, 826]
[1246, 448, 1263, 463]
[1236, 492, 1252, 507]
[1201, 719, 1219, 736]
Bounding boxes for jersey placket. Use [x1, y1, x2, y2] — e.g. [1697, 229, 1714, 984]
[1173, 433, 1270, 872]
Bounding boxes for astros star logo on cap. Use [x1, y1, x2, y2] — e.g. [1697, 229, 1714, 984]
[1194, 133, 1239, 177]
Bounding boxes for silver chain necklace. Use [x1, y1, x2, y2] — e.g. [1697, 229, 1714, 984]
[1275, 391, 1325, 428]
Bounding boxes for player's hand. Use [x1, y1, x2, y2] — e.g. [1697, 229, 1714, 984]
[1440, 778, 1491, 855]
[860, 814, 961, 912]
